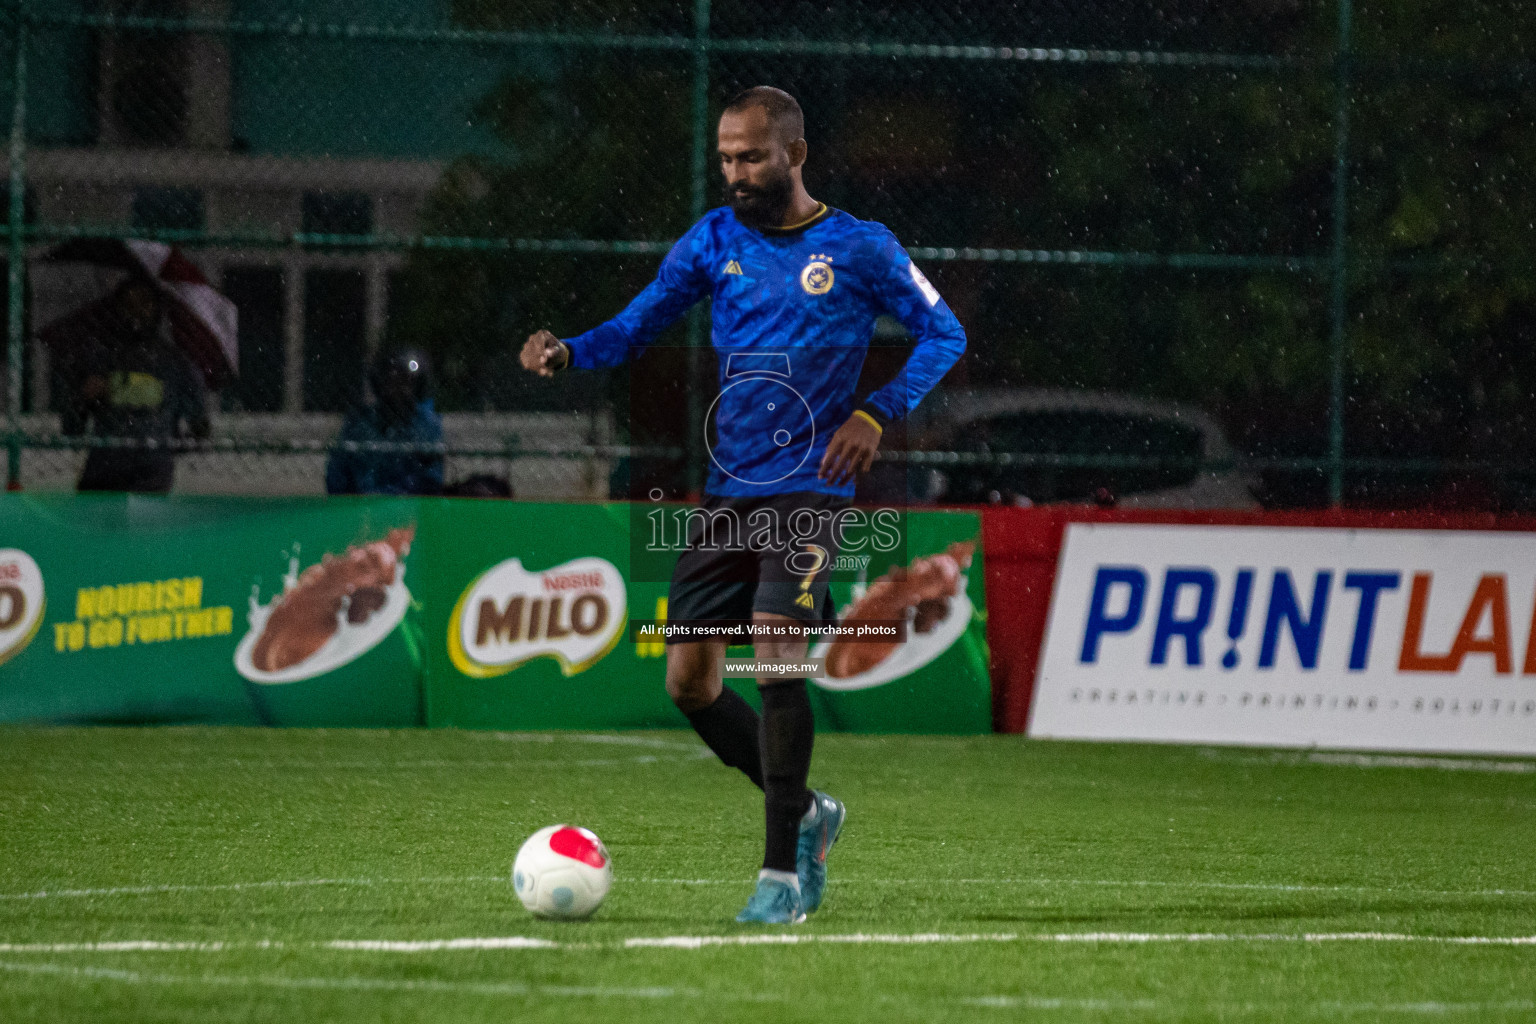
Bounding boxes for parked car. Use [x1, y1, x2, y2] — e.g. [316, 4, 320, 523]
[860, 388, 1258, 509]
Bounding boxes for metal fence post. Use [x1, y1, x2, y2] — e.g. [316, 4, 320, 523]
[6, 0, 28, 490]
[1327, 0, 1354, 507]
[684, 0, 710, 497]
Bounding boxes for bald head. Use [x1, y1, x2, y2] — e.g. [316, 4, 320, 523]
[718, 87, 818, 230]
[723, 86, 804, 145]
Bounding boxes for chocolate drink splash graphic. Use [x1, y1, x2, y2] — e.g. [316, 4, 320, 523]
[250, 527, 414, 673]
[823, 540, 975, 680]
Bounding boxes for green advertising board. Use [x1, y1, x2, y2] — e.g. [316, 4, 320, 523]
[0, 494, 424, 727]
[417, 500, 666, 729]
[0, 495, 989, 733]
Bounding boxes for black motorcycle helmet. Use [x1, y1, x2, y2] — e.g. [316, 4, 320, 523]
[369, 348, 432, 411]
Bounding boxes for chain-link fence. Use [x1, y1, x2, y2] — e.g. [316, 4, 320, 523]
[4, 0, 1534, 508]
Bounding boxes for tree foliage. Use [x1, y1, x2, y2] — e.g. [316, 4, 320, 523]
[391, 0, 1536, 505]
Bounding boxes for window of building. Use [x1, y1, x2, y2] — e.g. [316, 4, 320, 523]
[131, 186, 205, 232]
[221, 266, 285, 413]
[103, 0, 190, 147]
[303, 268, 367, 412]
[301, 192, 374, 238]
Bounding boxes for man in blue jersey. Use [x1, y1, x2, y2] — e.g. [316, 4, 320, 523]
[520, 87, 965, 924]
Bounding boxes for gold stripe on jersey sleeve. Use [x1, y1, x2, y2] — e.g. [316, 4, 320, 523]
[853, 409, 885, 434]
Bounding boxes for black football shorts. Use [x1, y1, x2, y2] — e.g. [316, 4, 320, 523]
[664, 491, 849, 645]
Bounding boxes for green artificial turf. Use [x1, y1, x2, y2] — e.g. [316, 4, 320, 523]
[1, 726, 1533, 1022]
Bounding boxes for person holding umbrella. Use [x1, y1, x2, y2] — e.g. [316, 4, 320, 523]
[41, 239, 238, 494]
[44, 272, 211, 493]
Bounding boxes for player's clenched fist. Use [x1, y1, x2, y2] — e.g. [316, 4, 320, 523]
[520, 330, 569, 378]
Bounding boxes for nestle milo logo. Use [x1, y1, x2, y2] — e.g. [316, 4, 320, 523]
[0, 549, 44, 667]
[448, 556, 626, 678]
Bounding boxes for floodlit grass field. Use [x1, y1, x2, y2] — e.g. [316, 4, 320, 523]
[2, 727, 1533, 1022]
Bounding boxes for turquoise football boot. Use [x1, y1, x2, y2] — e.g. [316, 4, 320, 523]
[797, 789, 847, 914]
[734, 875, 806, 925]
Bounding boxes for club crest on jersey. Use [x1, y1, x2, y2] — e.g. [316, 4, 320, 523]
[800, 255, 835, 296]
[724, 260, 744, 275]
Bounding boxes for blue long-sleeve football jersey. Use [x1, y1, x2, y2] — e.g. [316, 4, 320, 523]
[564, 204, 966, 497]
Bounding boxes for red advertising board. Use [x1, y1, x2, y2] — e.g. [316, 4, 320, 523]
[980, 506, 1536, 734]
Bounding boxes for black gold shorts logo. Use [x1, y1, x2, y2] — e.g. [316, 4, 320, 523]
[792, 544, 828, 609]
[800, 260, 834, 295]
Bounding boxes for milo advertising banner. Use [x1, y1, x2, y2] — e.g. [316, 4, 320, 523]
[1, 495, 989, 733]
[0, 494, 424, 727]
[423, 503, 990, 733]
[419, 500, 657, 728]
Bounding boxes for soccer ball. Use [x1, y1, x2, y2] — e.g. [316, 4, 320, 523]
[511, 825, 613, 920]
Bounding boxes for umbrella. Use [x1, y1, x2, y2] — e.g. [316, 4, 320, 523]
[44, 238, 239, 390]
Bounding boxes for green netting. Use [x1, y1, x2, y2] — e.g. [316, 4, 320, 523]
[4, 0, 1535, 507]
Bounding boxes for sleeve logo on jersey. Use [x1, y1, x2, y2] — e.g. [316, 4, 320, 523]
[909, 262, 941, 307]
[800, 256, 835, 296]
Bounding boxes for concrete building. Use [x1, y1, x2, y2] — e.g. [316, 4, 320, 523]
[17, 0, 612, 496]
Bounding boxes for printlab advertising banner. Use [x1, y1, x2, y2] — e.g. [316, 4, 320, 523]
[0, 495, 989, 733]
[1031, 523, 1536, 755]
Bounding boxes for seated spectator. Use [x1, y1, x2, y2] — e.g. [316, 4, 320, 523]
[326, 349, 444, 496]
[48, 276, 210, 494]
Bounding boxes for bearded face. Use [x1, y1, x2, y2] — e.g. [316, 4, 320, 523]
[723, 165, 795, 229]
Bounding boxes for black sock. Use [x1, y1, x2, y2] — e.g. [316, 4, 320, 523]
[759, 679, 816, 874]
[684, 686, 764, 790]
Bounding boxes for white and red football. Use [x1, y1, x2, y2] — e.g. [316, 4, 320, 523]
[511, 825, 613, 920]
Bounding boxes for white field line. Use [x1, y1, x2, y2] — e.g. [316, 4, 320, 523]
[3, 959, 1530, 1016]
[0, 941, 272, 952]
[0, 876, 504, 902]
[1014, 877, 1536, 899]
[4, 932, 1536, 954]
[86, 755, 712, 770]
[349, 931, 1536, 950]
[474, 732, 708, 751]
[1320, 1001, 1536, 1015]
[963, 995, 1160, 1011]
[1025, 932, 1536, 945]
[1198, 748, 1536, 774]
[58, 729, 706, 753]
[332, 938, 557, 951]
[965, 995, 1536, 1015]
[632, 877, 1536, 899]
[621, 932, 1022, 949]
[60, 734, 713, 772]
[0, 958, 778, 1002]
[8, 873, 1535, 902]
[1302, 752, 1536, 773]
[618, 931, 1536, 949]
